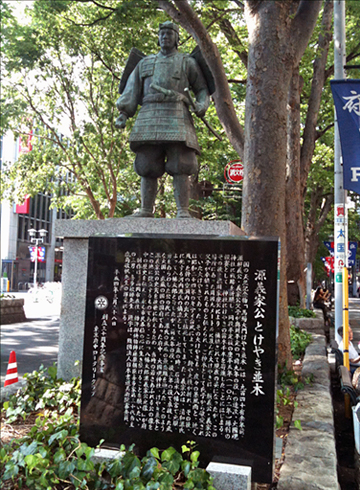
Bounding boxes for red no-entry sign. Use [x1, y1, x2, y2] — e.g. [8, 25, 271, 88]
[224, 160, 244, 184]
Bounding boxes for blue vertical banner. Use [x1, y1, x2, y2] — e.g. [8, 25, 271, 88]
[331, 80, 360, 194]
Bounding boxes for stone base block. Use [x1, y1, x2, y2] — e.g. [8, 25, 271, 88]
[206, 462, 251, 490]
[91, 448, 124, 465]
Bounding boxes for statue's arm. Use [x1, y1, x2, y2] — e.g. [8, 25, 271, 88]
[187, 57, 210, 118]
[116, 65, 142, 126]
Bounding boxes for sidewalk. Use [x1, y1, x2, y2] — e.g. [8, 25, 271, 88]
[1, 292, 61, 398]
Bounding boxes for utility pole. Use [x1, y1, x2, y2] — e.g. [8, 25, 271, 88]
[334, 0, 346, 343]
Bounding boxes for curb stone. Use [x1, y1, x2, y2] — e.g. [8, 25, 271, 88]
[277, 329, 340, 490]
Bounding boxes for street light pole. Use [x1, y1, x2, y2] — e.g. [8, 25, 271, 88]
[28, 228, 48, 290]
[334, 0, 347, 343]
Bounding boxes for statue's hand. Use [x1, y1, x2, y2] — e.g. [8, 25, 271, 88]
[115, 113, 127, 129]
[193, 102, 207, 118]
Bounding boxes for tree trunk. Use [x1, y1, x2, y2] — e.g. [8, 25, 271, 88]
[243, 0, 322, 367]
[286, 67, 306, 307]
[243, 3, 293, 368]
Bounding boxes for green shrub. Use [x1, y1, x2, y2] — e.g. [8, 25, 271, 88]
[290, 325, 312, 360]
[1, 366, 215, 490]
[288, 306, 316, 318]
[2, 363, 81, 423]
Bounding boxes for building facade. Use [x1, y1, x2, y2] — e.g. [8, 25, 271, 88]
[1, 131, 66, 291]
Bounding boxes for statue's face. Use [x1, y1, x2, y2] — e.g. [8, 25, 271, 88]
[159, 28, 177, 51]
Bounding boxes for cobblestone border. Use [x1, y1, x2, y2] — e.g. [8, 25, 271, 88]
[278, 326, 340, 489]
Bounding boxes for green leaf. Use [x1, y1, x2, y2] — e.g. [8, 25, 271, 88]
[115, 481, 124, 490]
[48, 429, 68, 445]
[184, 480, 195, 490]
[122, 451, 141, 479]
[38, 446, 48, 458]
[48, 365, 57, 379]
[141, 456, 158, 481]
[181, 460, 191, 477]
[107, 457, 124, 478]
[0, 447, 8, 461]
[146, 482, 160, 490]
[160, 447, 176, 462]
[58, 460, 76, 479]
[54, 448, 66, 464]
[133, 481, 146, 490]
[24, 454, 38, 473]
[3, 462, 19, 480]
[190, 451, 200, 463]
[162, 450, 183, 475]
[20, 441, 38, 456]
[150, 447, 160, 460]
[294, 419, 302, 430]
[77, 457, 95, 472]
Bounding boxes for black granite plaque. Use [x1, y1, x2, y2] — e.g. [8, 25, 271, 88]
[80, 235, 279, 483]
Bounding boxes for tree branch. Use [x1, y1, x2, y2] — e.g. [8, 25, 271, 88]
[291, 0, 322, 64]
[64, 10, 115, 27]
[232, 0, 244, 10]
[315, 123, 334, 141]
[77, 0, 117, 11]
[217, 17, 248, 68]
[157, 0, 182, 23]
[300, 0, 333, 193]
[315, 192, 333, 233]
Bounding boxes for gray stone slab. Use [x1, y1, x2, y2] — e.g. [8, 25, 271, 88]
[55, 218, 245, 238]
[206, 462, 251, 490]
[57, 238, 88, 380]
[56, 219, 244, 380]
[91, 448, 124, 465]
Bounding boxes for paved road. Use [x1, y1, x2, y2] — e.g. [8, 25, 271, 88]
[1, 292, 60, 388]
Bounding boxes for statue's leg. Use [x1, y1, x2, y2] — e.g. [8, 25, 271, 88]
[131, 145, 165, 218]
[165, 144, 198, 219]
[136, 177, 157, 217]
[173, 175, 192, 218]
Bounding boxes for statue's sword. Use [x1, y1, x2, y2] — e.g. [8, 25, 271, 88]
[150, 83, 222, 141]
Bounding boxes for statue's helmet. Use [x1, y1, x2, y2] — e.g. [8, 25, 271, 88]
[158, 21, 179, 48]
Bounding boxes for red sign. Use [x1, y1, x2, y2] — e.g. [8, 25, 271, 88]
[224, 160, 244, 184]
[15, 195, 30, 214]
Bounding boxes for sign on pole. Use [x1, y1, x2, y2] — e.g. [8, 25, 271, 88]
[330, 80, 360, 194]
[323, 240, 358, 267]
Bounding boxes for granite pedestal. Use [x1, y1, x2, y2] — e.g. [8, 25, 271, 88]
[55, 218, 244, 380]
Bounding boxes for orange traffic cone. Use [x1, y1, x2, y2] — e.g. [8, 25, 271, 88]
[4, 351, 19, 387]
